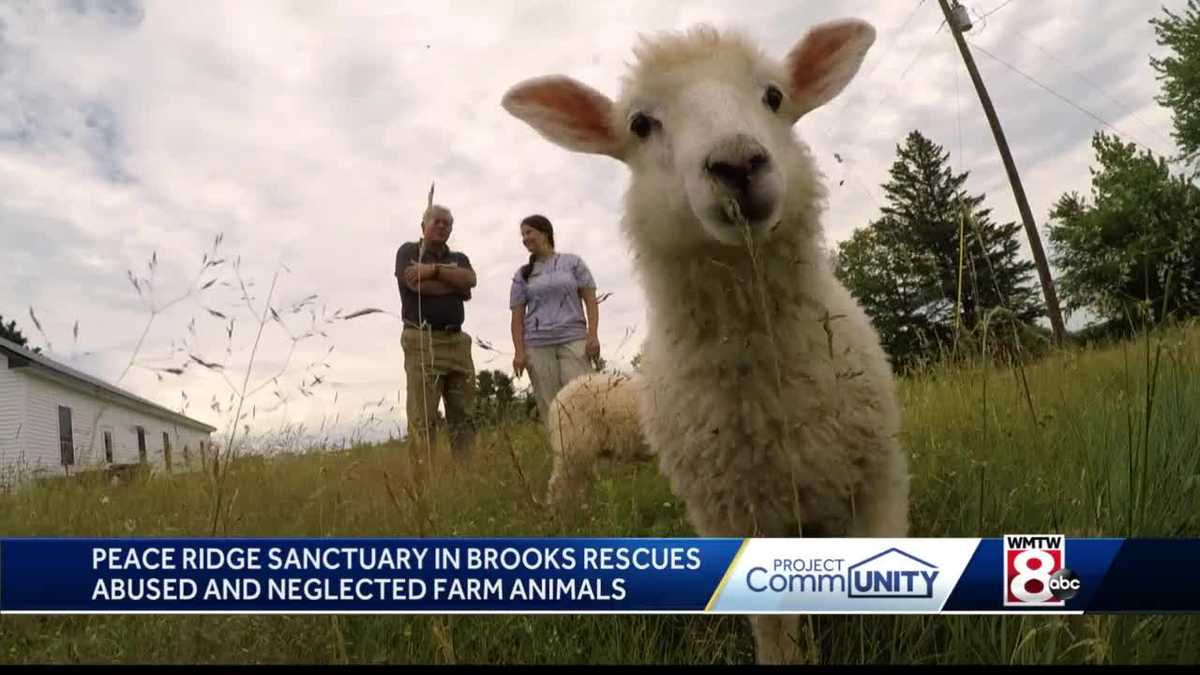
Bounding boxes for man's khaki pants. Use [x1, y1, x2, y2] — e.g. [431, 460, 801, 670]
[402, 326, 476, 479]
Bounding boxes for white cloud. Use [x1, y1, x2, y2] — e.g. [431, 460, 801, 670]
[0, 0, 1188, 445]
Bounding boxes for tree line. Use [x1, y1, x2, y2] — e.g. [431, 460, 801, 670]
[832, 3, 1199, 373]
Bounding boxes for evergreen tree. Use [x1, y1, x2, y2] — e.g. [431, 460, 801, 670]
[835, 131, 1042, 369]
[0, 314, 40, 353]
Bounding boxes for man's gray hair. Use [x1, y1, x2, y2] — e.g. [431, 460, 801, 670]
[422, 204, 454, 228]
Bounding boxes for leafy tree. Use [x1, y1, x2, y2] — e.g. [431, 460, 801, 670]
[1151, 0, 1200, 168]
[834, 219, 941, 370]
[1048, 132, 1200, 327]
[474, 369, 536, 424]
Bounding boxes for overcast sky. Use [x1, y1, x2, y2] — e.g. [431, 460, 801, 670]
[0, 0, 1187, 446]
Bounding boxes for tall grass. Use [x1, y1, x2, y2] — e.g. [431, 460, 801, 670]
[1, 323, 1198, 665]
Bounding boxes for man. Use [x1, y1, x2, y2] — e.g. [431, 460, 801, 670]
[395, 203, 478, 474]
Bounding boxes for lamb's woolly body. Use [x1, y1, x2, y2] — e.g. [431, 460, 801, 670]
[504, 20, 908, 663]
[545, 373, 652, 507]
[627, 139, 906, 538]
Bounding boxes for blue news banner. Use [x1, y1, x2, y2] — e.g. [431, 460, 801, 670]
[1, 537, 1199, 614]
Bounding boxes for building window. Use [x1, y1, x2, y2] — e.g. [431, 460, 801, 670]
[58, 406, 75, 466]
[162, 431, 172, 472]
[183, 444, 190, 466]
[136, 426, 147, 463]
[103, 431, 114, 463]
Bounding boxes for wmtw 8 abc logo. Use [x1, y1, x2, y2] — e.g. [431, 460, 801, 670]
[1003, 534, 1081, 607]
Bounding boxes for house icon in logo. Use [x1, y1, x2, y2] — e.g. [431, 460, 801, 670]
[847, 548, 940, 599]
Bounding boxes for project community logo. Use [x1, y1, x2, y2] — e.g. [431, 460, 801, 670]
[1003, 534, 1080, 606]
[746, 547, 939, 599]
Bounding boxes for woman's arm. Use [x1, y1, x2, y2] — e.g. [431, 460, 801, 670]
[580, 287, 600, 360]
[511, 304, 528, 377]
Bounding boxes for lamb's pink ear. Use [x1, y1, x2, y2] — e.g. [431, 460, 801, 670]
[785, 19, 876, 119]
[502, 75, 623, 159]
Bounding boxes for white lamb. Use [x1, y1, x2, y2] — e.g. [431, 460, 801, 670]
[503, 19, 909, 664]
[544, 371, 652, 508]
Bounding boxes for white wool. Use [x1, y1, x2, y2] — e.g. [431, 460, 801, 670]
[544, 372, 652, 508]
[505, 18, 909, 665]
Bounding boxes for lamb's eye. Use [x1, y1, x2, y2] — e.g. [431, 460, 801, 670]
[630, 112, 655, 139]
[763, 85, 783, 112]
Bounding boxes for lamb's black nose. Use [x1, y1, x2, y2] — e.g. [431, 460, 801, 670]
[705, 136, 771, 192]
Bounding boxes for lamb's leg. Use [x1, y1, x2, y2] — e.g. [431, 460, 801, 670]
[545, 433, 597, 509]
[749, 615, 805, 665]
[751, 448, 909, 663]
[692, 510, 810, 665]
[544, 381, 604, 510]
[848, 444, 910, 537]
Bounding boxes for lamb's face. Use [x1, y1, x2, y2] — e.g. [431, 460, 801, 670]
[502, 19, 875, 250]
[618, 59, 798, 247]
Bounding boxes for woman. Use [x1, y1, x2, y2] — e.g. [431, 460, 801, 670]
[509, 214, 601, 423]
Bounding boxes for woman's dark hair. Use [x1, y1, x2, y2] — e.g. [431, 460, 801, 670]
[520, 214, 555, 281]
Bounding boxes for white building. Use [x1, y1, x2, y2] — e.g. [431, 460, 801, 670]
[0, 336, 216, 483]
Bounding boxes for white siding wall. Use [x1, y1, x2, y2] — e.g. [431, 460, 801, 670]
[11, 369, 211, 479]
[174, 426, 214, 470]
[0, 353, 29, 478]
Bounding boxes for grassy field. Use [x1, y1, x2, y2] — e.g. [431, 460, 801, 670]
[1, 323, 1199, 665]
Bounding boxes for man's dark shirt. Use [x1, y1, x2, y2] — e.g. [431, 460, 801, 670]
[395, 240, 473, 330]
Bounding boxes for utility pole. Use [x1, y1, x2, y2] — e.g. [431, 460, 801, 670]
[937, 0, 1067, 345]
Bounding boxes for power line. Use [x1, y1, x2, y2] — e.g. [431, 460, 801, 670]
[860, 0, 929, 83]
[956, 58, 965, 171]
[895, 26, 945, 83]
[953, 2, 1175, 162]
[965, 38, 1172, 159]
[836, 22, 947, 152]
[998, 24, 1177, 152]
[964, 0, 1018, 36]
[816, 0, 934, 214]
[976, 0, 1016, 22]
[824, 0, 929, 136]
[815, 24, 954, 212]
[953, 62, 967, 344]
[938, 0, 1067, 344]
